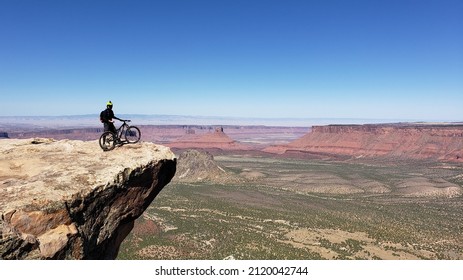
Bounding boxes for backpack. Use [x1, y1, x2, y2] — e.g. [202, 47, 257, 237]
[100, 110, 108, 123]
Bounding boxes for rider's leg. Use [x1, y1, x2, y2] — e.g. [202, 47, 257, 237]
[108, 123, 122, 144]
[109, 123, 117, 134]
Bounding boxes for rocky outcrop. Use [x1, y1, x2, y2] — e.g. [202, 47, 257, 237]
[265, 123, 463, 162]
[174, 149, 240, 183]
[0, 132, 8, 138]
[167, 128, 250, 151]
[0, 138, 176, 259]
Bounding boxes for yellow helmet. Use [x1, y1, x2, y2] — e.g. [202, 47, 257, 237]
[106, 101, 113, 107]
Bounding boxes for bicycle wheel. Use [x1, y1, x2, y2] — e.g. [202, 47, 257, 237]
[99, 131, 116, 151]
[125, 126, 141, 143]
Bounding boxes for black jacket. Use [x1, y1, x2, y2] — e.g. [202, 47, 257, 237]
[102, 108, 115, 123]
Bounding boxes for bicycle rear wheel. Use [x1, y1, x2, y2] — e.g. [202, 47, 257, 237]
[99, 131, 116, 151]
[125, 126, 141, 143]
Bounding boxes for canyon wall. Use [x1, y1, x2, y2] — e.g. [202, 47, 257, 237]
[265, 123, 463, 162]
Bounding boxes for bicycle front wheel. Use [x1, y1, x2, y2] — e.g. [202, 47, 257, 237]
[125, 126, 141, 143]
[99, 131, 116, 151]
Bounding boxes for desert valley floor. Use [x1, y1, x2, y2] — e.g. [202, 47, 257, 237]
[118, 152, 463, 260]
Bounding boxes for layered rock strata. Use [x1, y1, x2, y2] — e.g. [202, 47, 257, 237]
[265, 123, 463, 162]
[0, 138, 176, 259]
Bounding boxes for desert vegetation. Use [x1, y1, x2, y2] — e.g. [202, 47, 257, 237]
[118, 155, 463, 260]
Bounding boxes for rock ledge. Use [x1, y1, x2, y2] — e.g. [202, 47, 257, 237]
[0, 138, 176, 259]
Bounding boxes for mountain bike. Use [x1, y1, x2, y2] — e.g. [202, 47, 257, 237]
[99, 120, 141, 151]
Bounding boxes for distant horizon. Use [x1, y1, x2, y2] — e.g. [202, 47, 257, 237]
[1, 113, 461, 128]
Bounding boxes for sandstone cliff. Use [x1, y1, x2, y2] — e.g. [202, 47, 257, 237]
[0, 138, 176, 259]
[265, 123, 463, 162]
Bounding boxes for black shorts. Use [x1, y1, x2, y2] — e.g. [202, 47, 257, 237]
[104, 122, 116, 134]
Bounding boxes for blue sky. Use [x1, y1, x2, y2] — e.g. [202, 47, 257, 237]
[1, 0, 462, 121]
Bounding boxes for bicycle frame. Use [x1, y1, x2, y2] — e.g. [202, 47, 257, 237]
[115, 121, 130, 143]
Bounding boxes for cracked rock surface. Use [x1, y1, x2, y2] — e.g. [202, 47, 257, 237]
[0, 138, 176, 259]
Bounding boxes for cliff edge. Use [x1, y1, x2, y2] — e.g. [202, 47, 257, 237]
[0, 138, 176, 259]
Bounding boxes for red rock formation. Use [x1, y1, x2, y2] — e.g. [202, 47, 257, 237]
[167, 127, 250, 150]
[265, 123, 463, 162]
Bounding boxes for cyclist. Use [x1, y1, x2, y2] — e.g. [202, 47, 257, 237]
[100, 101, 123, 134]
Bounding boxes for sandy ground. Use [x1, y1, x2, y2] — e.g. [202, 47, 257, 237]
[283, 228, 438, 260]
